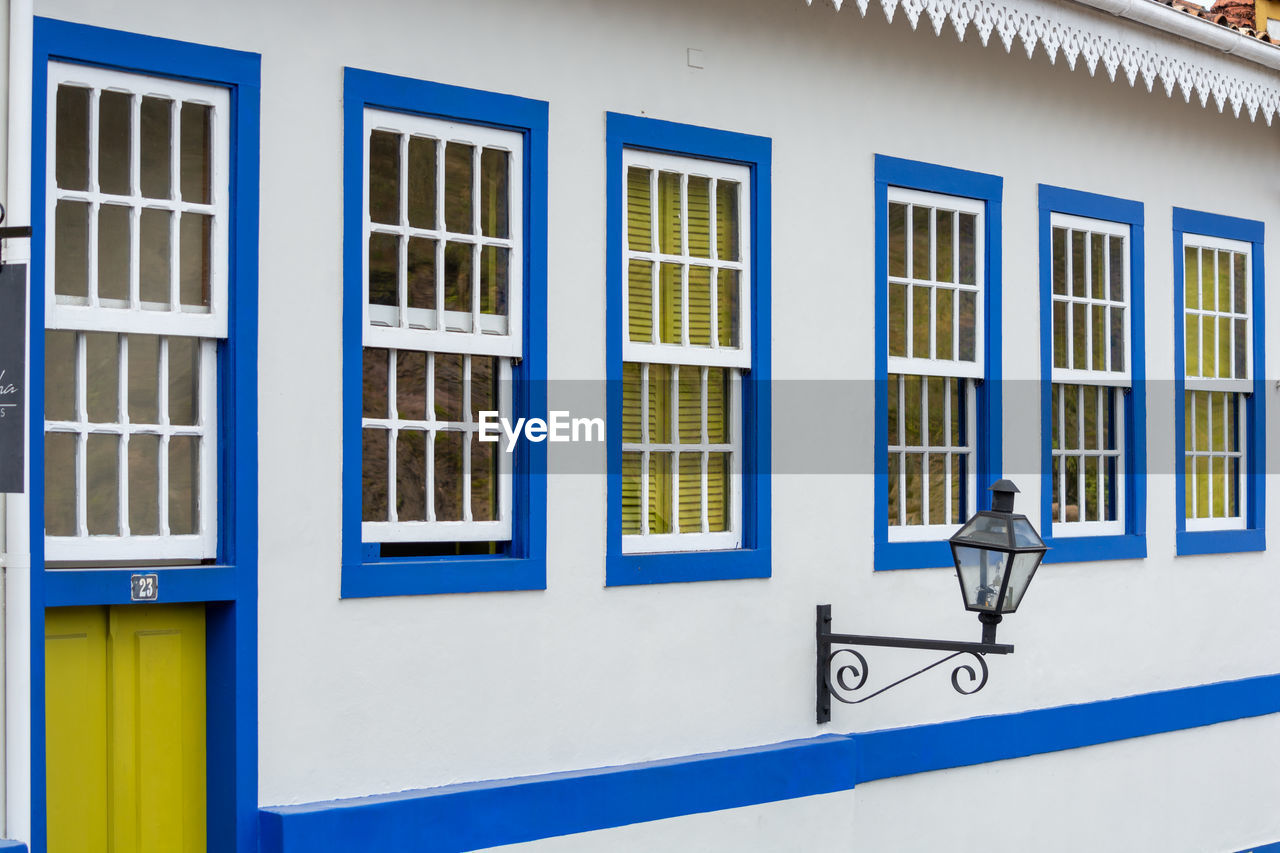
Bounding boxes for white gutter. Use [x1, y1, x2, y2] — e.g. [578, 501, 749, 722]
[4, 0, 31, 843]
[1075, 0, 1280, 69]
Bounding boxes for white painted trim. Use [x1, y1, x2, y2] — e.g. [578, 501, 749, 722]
[805, 0, 1280, 124]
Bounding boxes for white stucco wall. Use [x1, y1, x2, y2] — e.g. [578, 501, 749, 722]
[24, 0, 1280, 847]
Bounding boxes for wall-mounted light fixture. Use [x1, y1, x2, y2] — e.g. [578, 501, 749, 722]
[816, 480, 1046, 723]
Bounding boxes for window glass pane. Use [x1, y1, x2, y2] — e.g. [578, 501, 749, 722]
[362, 428, 388, 522]
[1234, 252, 1247, 314]
[1091, 305, 1104, 371]
[168, 337, 200, 426]
[1218, 316, 1232, 379]
[1195, 455, 1210, 518]
[1109, 236, 1124, 302]
[958, 213, 976, 286]
[904, 375, 922, 446]
[716, 181, 739, 261]
[911, 285, 930, 358]
[927, 376, 945, 447]
[648, 452, 673, 534]
[433, 430, 464, 521]
[470, 356, 498, 421]
[706, 368, 728, 444]
[1070, 231, 1086, 297]
[407, 136, 437, 230]
[97, 204, 131, 303]
[950, 378, 964, 446]
[368, 233, 398, 309]
[1083, 386, 1098, 450]
[1200, 249, 1215, 312]
[1072, 303, 1086, 371]
[958, 291, 976, 361]
[480, 147, 509, 238]
[1084, 456, 1099, 521]
[627, 167, 652, 253]
[444, 242, 472, 319]
[396, 430, 427, 522]
[85, 333, 118, 423]
[1051, 227, 1066, 295]
[179, 102, 212, 204]
[628, 260, 653, 343]
[45, 432, 78, 536]
[434, 353, 463, 422]
[935, 288, 954, 361]
[687, 266, 712, 346]
[888, 203, 906, 279]
[717, 269, 739, 349]
[622, 363, 641, 443]
[56, 85, 90, 191]
[678, 366, 701, 443]
[87, 433, 120, 535]
[1110, 307, 1124, 373]
[687, 176, 711, 258]
[407, 236, 436, 311]
[471, 435, 498, 522]
[621, 451, 642, 534]
[362, 348, 388, 419]
[888, 283, 906, 358]
[657, 172, 682, 255]
[444, 142, 474, 234]
[887, 451, 900, 526]
[140, 208, 171, 308]
[127, 334, 159, 424]
[1064, 455, 1078, 520]
[678, 452, 702, 533]
[936, 210, 954, 283]
[904, 452, 923, 525]
[45, 331, 76, 422]
[98, 90, 131, 196]
[480, 246, 509, 317]
[707, 453, 729, 532]
[1217, 251, 1231, 315]
[648, 364, 672, 444]
[951, 453, 964, 521]
[396, 350, 427, 420]
[55, 201, 89, 300]
[1235, 318, 1248, 380]
[369, 130, 401, 225]
[1185, 315, 1199, 377]
[1184, 247, 1198, 310]
[1090, 233, 1104, 299]
[927, 453, 946, 525]
[140, 96, 172, 200]
[128, 434, 160, 536]
[658, 263, 682, 344]
[168, 435, 199, 535]
[1201, 314, 1214, 381]
[912, 206, 930, 280]
[179, 212, 212, 309]
[1053, 301, 1067, 369]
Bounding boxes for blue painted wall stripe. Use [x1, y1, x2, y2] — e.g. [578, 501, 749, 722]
[260, 671, 1280, 852]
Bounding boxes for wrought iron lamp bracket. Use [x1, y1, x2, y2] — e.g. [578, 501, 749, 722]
[815, 604, 1014, 723]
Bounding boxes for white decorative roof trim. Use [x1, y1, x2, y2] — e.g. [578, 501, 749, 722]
[805, 0, 1280, 124]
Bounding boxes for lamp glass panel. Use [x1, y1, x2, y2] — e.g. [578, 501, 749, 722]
[1010, 517, 1045, 549]
[1003, 550, 1045, 612]
[953, 544, 1010, 612]
[953, 513, 1010, 549]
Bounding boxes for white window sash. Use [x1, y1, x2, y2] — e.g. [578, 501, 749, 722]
[46, 62, 231, 338]
[886, 187, 985, 379]
[886, 378, 977, 540]
[362, 109, 523, 354]
[1049, 213, 1132, 386]
[1182, 232, 1252, 383]
[620, 149, 752, 368]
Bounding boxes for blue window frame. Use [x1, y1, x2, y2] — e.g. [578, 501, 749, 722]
[1037, 186, 1146, 563]
[605, 113, 771, 586]
[1173, 207, 1265, 555]
[874, 155, 1002, 571]
[340, 69, 548, 597]
[32, 17, 261, 852]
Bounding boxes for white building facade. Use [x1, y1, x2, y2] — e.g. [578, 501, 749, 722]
[0, 0, 1278, 850]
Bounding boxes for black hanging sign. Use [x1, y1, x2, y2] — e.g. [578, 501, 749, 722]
[0, 263, 26, 493]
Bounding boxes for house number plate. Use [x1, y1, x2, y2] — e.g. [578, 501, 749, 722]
[130, 573, 159, 602]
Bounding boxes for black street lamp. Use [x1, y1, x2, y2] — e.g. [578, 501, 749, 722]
[816, 479, 1046, 723]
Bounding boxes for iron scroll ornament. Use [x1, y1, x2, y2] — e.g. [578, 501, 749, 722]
[815, 604, 1011, 723]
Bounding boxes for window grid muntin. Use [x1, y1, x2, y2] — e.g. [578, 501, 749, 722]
[47, 62, 230, 337]
[621, 361, 740, 552]
[621, 148, 751, 370]
[361, 349, 512, 542]
[363, 109, 523, 358]
[1050, 214, 1131, 385]
[886, 373, 976, 540]
[1050, 383, 1124, 535]
[886, 187, 984, 381]
[44, 331, 216, 560]
[1185, 390, 1246, 529]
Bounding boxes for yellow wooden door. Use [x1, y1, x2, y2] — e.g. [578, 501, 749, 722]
[46, 604, 207, 853]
